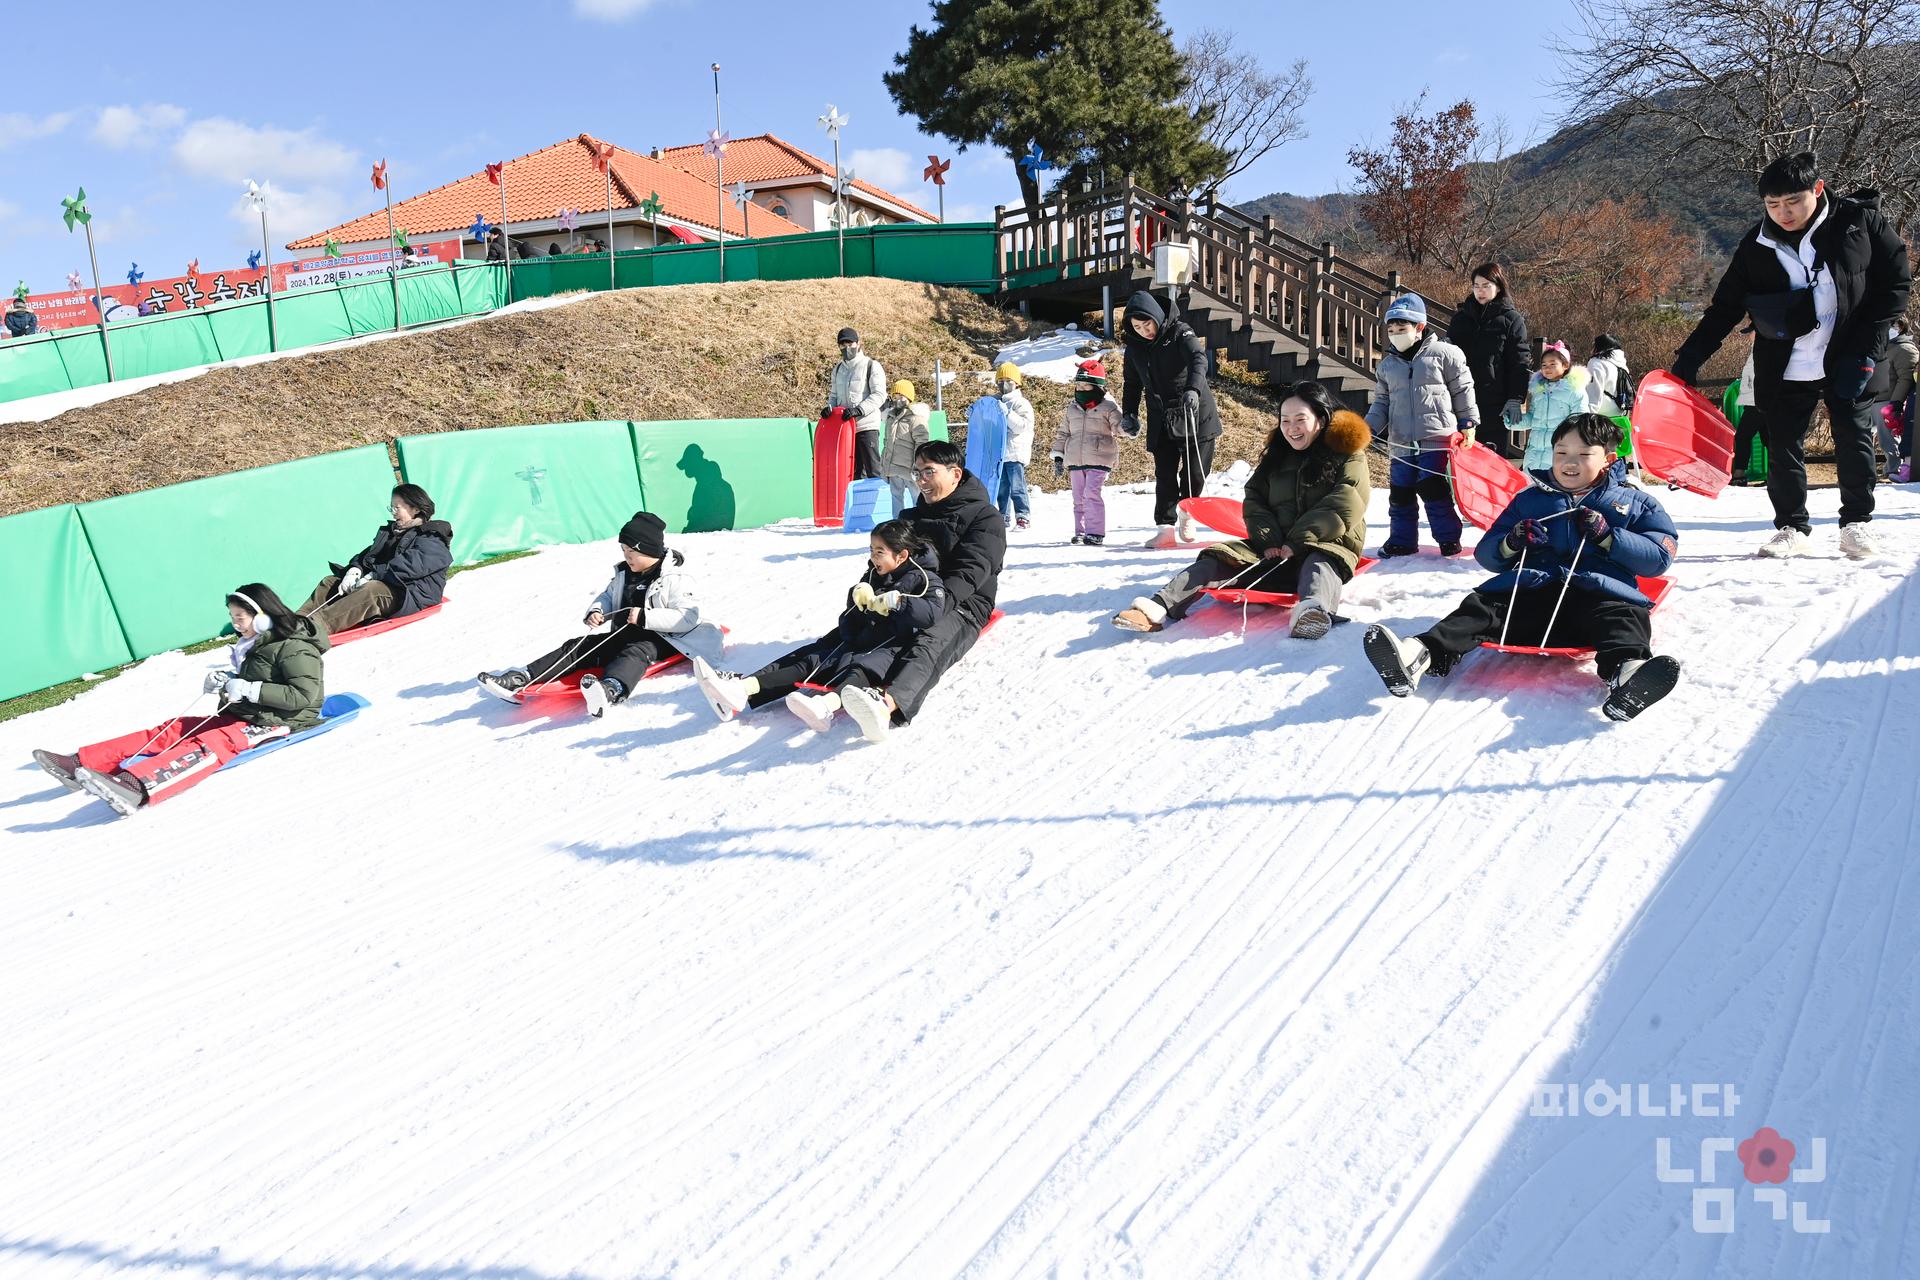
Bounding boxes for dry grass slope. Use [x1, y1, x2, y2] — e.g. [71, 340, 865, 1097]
[0, 276, 1303, 518]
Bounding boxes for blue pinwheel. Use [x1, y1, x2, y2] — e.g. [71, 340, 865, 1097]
[247, 249, 263, 270]
[469, 214, 494, 242]
[126, 263, 144, 286]
[1018, 141, 1054, 181]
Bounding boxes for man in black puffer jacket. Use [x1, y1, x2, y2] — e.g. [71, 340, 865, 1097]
[1672, 152, 1910, 561]
[300, 483, 454, 635]
[1121, 290, 1222, 546]
[839, 439, 1005, 741]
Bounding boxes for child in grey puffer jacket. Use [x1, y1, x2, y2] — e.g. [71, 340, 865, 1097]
[1365, 294, 1478, 556]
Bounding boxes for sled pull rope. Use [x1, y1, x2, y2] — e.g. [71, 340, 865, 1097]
[1499, 545, 1527, 649]
[1537, 536, 1586, 653]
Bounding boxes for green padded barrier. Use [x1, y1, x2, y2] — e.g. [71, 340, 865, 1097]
[0, 335, 75, 401]
[653, 246, 722, 286]
[456, 263, 508, 313]
[872, 224, 996, 288]
[77, 445, 400, 659]
[342, 276, 398, 335]
[56, 327, 111, 389]
[927, 409, 949, 442]
[207, 300, 272, 361]
[398, 268, 461, 327]
[112, 312, 223, 380]
[396, 421, 643, 562]
[631, 418, 814, 534]
[757, 233, 842, 281]
[613, 254, 656, 290]
[272, 287, 354, 349]
[0, 504, 134, 702]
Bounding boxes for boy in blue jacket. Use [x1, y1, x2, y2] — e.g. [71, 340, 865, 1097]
[1363, 413, 1682, 720]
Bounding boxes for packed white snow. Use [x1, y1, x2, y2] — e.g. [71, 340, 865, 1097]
[2, 479, 1916, 1279]
[994, 324, 1114, 383]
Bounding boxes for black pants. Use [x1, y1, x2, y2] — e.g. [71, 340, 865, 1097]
[1153, 436, 1217, 527]
[1759, 380, 1878, 530]
[525, 627, 668, 697]
[745, 649, 881, 709]
[1475, 392, 1518, 459]
[880, 609, 986, 723]
[1419, 587, 1652, 681]
[853, 430, 882, 481]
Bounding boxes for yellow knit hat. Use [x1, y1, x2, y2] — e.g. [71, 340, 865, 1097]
[995, 362, 1023, 384]
[890, 379, 916, 400]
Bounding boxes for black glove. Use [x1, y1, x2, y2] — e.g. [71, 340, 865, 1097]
[1120, 413, 1141, 438]
[1051, 453, 1065, 479]
[1668, 359, 1700, 388]
[1184, 389, 1201, 420]
[1830, 357, 1876, 402]
[1504, 517, 1550, 554]
[821, 406, 835, 420]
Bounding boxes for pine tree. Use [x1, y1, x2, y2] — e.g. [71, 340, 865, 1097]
[884, 0, 1227, 213]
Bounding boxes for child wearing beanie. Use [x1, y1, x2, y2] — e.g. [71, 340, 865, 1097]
[1051, 359, 1125, 544]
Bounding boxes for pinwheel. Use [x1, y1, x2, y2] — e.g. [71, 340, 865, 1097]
[392, 227, 411, 250]
[247, 250, 262, 270]
[638, 192, 663, 220]
[1018, 141, 1054, 181]
[816, 105, 847, 140]
[484, 161, 504, 185]
[11, 281, 27, 304]
[243, 179, 272, 212]
[323, 237, 343, 259]
[470, 215, 494, 242]
[923, 155, 950, 185]
[702, 129, 729, 158]
[556, 208, 579, 232]
[67, 271, 83, 290]
[60, 188, 91, 231]
[371, 159, 388, 190]
[590, 140, 614, 173]
[185, 259, 199, 280]
[126, 263, 143, 285]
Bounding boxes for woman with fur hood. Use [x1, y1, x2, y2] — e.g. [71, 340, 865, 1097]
[1516, 341, 1592, 471]
[1112, 381, 1372, 639]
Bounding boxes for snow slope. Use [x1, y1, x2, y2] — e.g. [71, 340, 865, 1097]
[2, 480, 1916, 1279]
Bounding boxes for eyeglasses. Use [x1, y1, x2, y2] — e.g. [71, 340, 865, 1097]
[914, 465, 952, 478]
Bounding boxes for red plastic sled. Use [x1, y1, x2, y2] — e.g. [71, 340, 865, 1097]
[1200, 558, 1380, 608]
[1449, 433, 1531, 532]
[1479, 576, 1673, 658]
[1632, 371, 1734, 497]
[520, 626, 731, 699]
[1176, 496, 1250, 539]
[327, 598, 449, 647]
[813, 408, 857, 528]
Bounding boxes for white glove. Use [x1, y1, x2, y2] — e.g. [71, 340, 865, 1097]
[339, 566, 367, 594]
[203, 668, 235, 694]
[223, 676, 263, 703]
[851, 582, 878, 612]
[873, 590, 901, 616]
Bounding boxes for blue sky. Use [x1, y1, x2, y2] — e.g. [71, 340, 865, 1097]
[1, 0, 1569, 290]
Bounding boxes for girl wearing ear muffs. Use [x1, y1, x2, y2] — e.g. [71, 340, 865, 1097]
[31, 583, 329, 817]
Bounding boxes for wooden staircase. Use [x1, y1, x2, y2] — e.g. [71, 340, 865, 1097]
[993, 182, 1453, 402]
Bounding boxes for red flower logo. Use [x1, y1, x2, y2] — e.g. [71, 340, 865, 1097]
[1738, 1127, 1796, 1184]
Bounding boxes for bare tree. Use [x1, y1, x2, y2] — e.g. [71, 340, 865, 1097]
[1180, 29, 1313, 187]
[1427, 117, 1562, 273]
[1557, 0, 1920, 227]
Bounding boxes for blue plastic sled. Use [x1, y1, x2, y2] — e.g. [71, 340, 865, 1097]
[841, 477, 897, 534]
[964, 395, 1007, 487]
[223, 693, 370, 770]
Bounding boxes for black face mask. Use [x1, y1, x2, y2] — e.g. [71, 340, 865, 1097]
[1074, 388, 1103, 407]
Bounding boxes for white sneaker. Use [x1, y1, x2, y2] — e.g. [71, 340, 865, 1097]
[1362, 624, 1432, 696]
[1290, 601, 1333, 640]
[784, 689, 841, 733]
[1143, 525, 1180, 549]
[1756, 527, 1809, 558]
[692, 656, 751, 722]
[1177, 509, 1198, 542]
[579, 674, 610, 719]
[839, 684, 893, 742]
[1838, 523, 1877, 560]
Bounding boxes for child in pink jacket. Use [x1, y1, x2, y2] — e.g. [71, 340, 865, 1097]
[1050, 359, 1125, 545]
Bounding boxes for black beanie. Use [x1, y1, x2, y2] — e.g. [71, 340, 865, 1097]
[837, 327, 859, 344]
[619, 511, 667, 558]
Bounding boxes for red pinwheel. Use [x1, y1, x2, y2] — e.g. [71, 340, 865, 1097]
[923, 155, 951, 186]
[590, 141, 614, 174]
[371, 159, 388, 190]
[185, 259, 199, 280]
[485, 161, 504, 185]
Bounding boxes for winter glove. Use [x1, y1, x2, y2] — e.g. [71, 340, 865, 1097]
[821, 405, 835, 421]
[1668, 359, 1700, 389]
[1051, 452, 1065, 479]
[1575, 508, 1612, 544]
[1830, 357, 1876, 402]
[851, 582, 878, 612]
[1120, 413, 1141, 438]
[1502, 399, 1523, 427]
[222, 676, 262, 703]
[872, 590, 901, 616]
[1504, 518, 1550, 554]
[203, 668, 235, 694]
[340, 567, 369, 593]
[1184, 389, 1201, 421]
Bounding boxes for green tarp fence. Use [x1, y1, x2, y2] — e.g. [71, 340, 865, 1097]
[395, 421, 644, 563]
[0, 505, 135, 702]
[632, 418, 814, 535]
[77, 445, 401, 660]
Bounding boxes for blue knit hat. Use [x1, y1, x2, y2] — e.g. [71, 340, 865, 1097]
[1384, 294, 1428, 325]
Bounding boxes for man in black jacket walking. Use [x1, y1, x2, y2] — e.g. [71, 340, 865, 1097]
[1672, 152, 1911, 560]
[1121, 290, 1223, 547]
[841, 440, 1006, 741]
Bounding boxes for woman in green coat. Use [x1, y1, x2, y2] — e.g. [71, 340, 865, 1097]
[1112, 380, 1372, 639]
[33, 583, 329, 817]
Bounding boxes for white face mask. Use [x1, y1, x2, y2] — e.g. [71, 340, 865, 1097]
[1389, 329, 1422, 353]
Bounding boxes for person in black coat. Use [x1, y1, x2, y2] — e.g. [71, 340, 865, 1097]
[1444, 262, 1532, 458]
[1120, 289, 1223, 545]
[695, 520, 948, 735]
[1672, 151, 1911, 560]
[300, 483, 453, 635]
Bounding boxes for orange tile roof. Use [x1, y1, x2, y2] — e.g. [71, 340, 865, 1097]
[657, 133, 938, 222]
[286, 133, 809, 249]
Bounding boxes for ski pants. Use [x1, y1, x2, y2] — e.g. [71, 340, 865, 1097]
[1154, 549, 1343, 622]
[1418, 586, 1652, 681]
[1070, 466, 1109, 537]
[996, 460, 1031, 522]
[303, 575, 398, 636]
[77, 715, 288, 805]
[853, 429, 882, 481]
[1387, 447, 1464, 547]
[743, 634, 887, 710]
[878, 608, 986, 724]
[1152, 436, 1216, 527]
[526, 627, 670, 697]
[1760, 379, 1878, 530]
